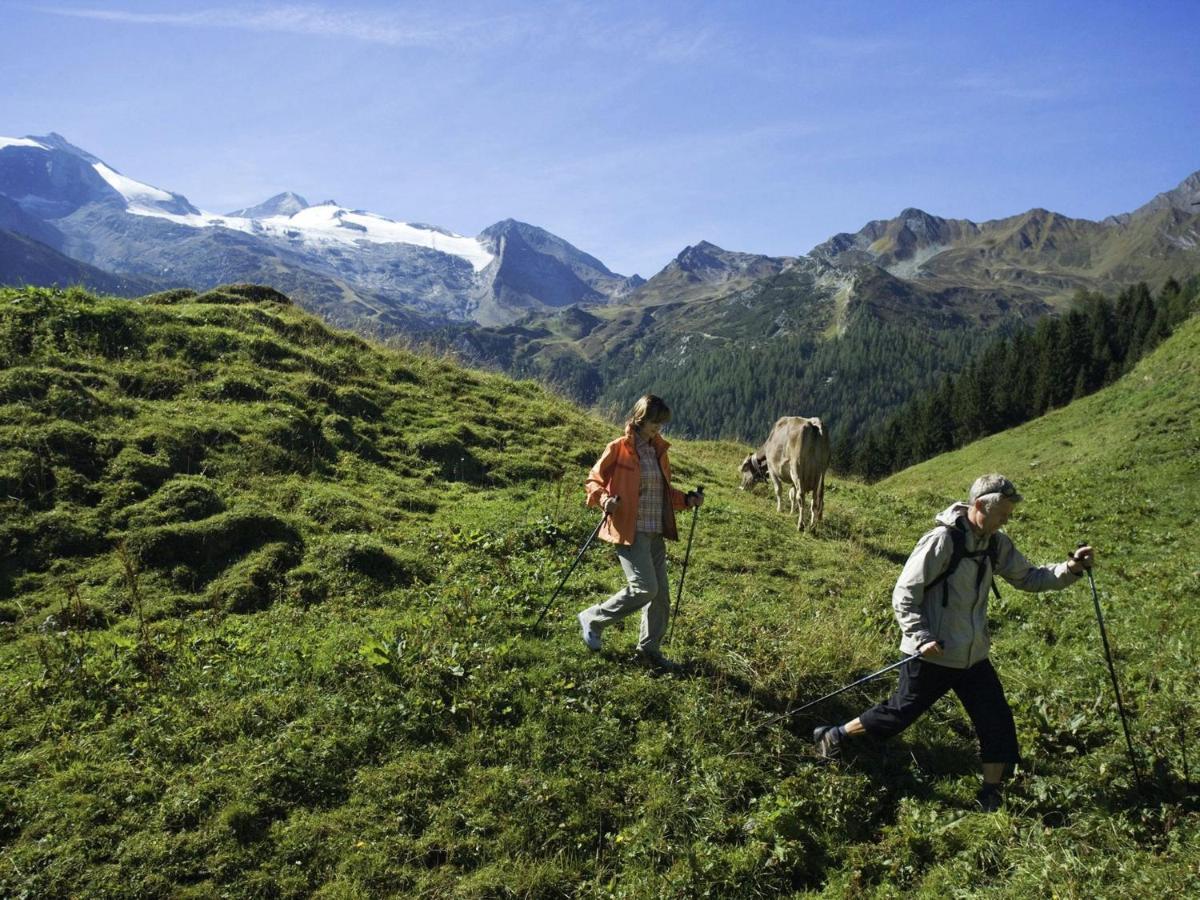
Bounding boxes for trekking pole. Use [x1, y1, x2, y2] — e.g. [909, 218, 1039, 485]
[1077, 543, 1144, 789]
[666, 486, 703, 646]
[531, 507, 610, 630]
[757, 647, 932, 731]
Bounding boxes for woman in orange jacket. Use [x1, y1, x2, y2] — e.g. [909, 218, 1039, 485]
[578, 394, 703, 671]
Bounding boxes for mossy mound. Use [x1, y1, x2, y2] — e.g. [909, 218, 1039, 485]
[205, 541, 304, 613]
[120, 476, 226, 530]
[126, 510, 301, 573]
[0, 284, 605, 627]
[194, 284, 293, 306]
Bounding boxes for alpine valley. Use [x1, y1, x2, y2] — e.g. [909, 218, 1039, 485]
[3, 132, 1199, 445]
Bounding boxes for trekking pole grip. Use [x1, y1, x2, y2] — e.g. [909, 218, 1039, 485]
[1071, 541, 1093, 574]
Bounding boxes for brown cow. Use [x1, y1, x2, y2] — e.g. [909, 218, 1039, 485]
[742, 416, 831, 530]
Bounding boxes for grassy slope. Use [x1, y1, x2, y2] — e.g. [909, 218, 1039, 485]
[874, 313, 1200, 894]
[0, 286, 1196, 897]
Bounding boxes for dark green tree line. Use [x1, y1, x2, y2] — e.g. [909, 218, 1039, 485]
[594, 314, 1007, 467]
[848, 277, 1199, 480]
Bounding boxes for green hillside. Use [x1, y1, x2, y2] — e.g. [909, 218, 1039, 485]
[1, 286, 1196, 896]
[0, 227, 160, 296]
[450, 264, 1021, 449]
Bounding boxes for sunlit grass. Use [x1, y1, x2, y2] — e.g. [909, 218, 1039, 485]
[0, 286, 1196, 896]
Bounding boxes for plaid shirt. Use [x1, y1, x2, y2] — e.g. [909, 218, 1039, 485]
[635, 433, 666, 534]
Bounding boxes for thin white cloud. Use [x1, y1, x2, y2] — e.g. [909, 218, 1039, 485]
[952, 74, 1066, 102]
[579, 14, 718, 64]
[805, 34, 907, 57]
[40, 3, 717, 61]
[40, 4, 525, 49]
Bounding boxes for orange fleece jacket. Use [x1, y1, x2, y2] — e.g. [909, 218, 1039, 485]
[585, 428, 689, 545]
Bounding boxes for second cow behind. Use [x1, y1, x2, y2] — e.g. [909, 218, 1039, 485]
[740, 416, 831, 530]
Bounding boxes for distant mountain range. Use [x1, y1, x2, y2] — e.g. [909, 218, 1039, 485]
[2, 131, 1198, 373]
[0, 133, 641, 329]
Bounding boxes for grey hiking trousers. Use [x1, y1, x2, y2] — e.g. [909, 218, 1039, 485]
[580, 531, 669, 653]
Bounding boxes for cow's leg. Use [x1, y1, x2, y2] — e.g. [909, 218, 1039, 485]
[789, 461, 804, 530]
[771, 473, 783, 512]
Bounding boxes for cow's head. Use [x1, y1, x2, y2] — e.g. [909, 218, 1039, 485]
[739, 453, 767, 490]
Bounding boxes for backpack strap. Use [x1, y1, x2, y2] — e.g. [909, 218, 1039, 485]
[925, 517, 1002, 607]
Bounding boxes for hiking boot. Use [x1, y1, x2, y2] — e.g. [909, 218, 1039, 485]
[976, 784, 1003, 813]
[636, 648, 679, 672]
[812, 725, 844, 760]
[578, 612, 601, 651]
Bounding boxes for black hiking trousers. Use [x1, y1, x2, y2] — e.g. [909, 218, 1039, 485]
[858, 656, 1020, 767]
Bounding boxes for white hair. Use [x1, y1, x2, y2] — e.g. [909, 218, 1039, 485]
[976, 493, 1008, 514]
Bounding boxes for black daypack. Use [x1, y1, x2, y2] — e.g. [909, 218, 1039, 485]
[924, 517, 1002, 607]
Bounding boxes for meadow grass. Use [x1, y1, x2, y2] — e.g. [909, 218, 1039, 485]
[0, 285, 1196, 897]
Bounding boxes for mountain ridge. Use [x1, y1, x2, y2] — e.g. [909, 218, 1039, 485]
[0, 134, 640, 327]
[2, 131, 1198, 349]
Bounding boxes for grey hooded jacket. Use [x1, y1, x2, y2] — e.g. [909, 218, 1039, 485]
[893, 503, 1080, 669]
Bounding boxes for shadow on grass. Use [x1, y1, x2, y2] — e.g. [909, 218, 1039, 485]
[859, 540, 910, 566]
[683, 654, 987, 810]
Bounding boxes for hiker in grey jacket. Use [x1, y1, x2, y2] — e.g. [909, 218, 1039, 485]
[813, 474, 1094, 811]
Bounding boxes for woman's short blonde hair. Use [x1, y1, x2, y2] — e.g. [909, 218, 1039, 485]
[626, 394, 671, 432]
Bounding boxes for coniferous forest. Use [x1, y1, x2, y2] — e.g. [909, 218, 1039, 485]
[847, 277, 1200, 479]
[582, 313, 1015, 458]
[439, 274, 1199, 480]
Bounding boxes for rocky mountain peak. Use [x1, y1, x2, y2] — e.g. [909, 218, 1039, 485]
[29, 132, 101, 163]
[225, 191, 310, 219]
[1131, 169, 1200, 219]
[895, 208, 948, 240]
[675, 241, 726, 271]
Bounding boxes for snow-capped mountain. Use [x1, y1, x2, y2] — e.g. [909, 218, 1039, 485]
[0, 133, 639, 327]
[225, 191, 310, 219]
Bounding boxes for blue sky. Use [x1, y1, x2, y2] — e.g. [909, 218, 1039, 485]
[2, 1, 1198, 276]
